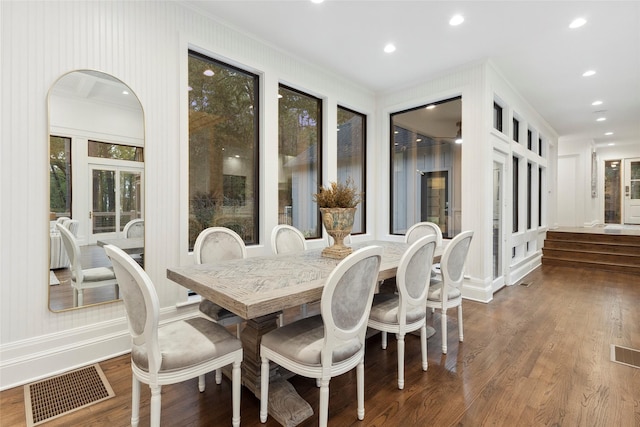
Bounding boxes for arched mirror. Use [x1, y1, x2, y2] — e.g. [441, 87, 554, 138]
[48, 70, 144, 312]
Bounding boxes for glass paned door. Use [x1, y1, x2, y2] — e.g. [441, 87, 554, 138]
[420, 171, 448, 237]
[624, 158, 640, 224]
[91, 166, 143, 239]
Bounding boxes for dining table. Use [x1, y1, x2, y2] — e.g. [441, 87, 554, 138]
[96, 237, 144, 255]
[167, 239, 445, 427]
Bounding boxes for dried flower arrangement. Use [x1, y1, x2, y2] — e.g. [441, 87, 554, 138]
[313, 177, 362, 208]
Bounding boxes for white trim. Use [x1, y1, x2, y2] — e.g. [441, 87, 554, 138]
[461, 276, 493, 303]
[0, 306, 200, 390]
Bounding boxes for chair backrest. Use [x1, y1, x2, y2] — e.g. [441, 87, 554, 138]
[194, 227, 247, 264]
[405, 221, 443, 247]
[271, 224, 307, 254]
[57, 222, 84, 283]
[320, 245, 382, 370]
[104, 244, 161, 375]
[123, 218, 144, 238]
[396, 235, 437, 321]
[56, 216, 70, 224]
[62, 219, 80, 237]
[440, 230, 474, 299]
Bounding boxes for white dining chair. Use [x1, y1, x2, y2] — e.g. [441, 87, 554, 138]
[426, 230, 473, 354]
[259, 246, 383, 427]
[104, 244, 243, 427]
[405, 221, 443, 279]
[123, 218, 144, 238]
[367, 235, 437, 389]
[271, 224, 308, 322]
[194, 227, 246, 338]
[57, 223, 119, 307]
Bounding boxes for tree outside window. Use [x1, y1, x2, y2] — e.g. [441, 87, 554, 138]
[188, 51, 259, 249]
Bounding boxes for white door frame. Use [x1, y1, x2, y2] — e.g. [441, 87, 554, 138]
[623, 157, 640, 224]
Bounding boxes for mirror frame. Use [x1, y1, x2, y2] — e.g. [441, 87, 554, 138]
[47, 69, 145, 312]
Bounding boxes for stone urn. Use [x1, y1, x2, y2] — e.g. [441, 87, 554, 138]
[320, 207, 356, 259]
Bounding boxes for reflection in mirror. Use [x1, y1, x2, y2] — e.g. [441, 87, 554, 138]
[390, 97, 462, 238]
[48, 70, 144, 312]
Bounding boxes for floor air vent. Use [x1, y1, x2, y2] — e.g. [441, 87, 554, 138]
[24, 363, 115, 426]
[610, 344, 640, 369]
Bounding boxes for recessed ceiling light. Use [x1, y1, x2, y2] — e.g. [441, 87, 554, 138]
[569, 18, 587, 29]
[591, 100, 603, 106]
[384, 43, 396, 53]
[605, 132, 614, 136]
[426, 104, 436, 110]
[203, 69, 214, 77]
[582, 70, 596, 77]
[122, 90, 129, 95]
[310, 0, 324, 3]
[608, 143, 615, 146]
[596, 117, 606, 122]
[449, 15, 464, 26]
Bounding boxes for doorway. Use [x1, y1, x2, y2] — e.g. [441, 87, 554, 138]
[624, 158, 640, 224]
[90, 165, 143, 241]
[420, 171, 449, 237]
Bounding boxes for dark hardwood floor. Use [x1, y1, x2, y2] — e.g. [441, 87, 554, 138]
[4, 264, 639, 426]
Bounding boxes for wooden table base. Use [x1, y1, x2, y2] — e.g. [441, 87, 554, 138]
[239, 314, 314, 427]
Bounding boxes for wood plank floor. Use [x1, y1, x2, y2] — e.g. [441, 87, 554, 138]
[3, 264, 639, 426]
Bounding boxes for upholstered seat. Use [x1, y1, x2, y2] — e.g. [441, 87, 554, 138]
[260, 246, 383, 427]
[57, 223, 118, 307]
[104, 244, 243, 427]
[367, 235, 436, 389]
[425, 230, 473, 354]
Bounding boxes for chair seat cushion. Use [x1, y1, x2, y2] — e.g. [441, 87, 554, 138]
[427, 281, 461, 301]
[132, 317, 242, 373]
[72, 266, 115, 282]
[199, 299, 240, 322]
[369, 293, 426, 324]
[261, 315, 361, 366]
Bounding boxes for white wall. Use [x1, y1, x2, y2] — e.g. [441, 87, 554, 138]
[557, 138, 599, 226]
[0, 0, 375, 389]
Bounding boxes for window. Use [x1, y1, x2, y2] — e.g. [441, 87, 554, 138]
[493, 102, 503, 132]
[337, 106, 366, 234]
[278, 85, 322, 238]
[538, 167, 543, 227]
[188, 50, 259, 249]
[604, 160, 621, 223]
[512, 118, 519, 142]
[512, 156, 519, 233]
[390, 97, 462, 238]
[527, 162, 532, 229]
[50, 136, 72, 218]
[538, 137, 543, 157]
[527, 129, 533, 150]
[88, 141, 143, 162]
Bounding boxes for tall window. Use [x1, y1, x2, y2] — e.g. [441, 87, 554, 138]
[512, 156, 519, 233]
[278, 85, 322, 238]
[50, 136, 72, 219]
[390, 97, 462, 238]
[512, 118, 520, 142]
[539, 167, 544, 226]
[604, 160, 621, 223]
[527, 129, 533, 150]
[188, 50, 259, 249]
[527, 162, 532, 229]
[337, 106, 366, 234]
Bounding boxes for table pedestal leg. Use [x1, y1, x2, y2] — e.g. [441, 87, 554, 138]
[240, 314, 313, 427]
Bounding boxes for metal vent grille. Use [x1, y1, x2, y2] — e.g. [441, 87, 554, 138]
[24, 364, 115, 426]
[610, 344, 640, 369]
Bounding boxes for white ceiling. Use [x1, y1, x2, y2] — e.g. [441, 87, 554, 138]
[183, 0, 640, 147]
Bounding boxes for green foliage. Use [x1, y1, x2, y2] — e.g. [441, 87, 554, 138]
[313, 177, 362, 208]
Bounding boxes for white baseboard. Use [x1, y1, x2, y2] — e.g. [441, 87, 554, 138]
[0, 305, 200, 391]
[462, 275, 493, 303]
[509, 252, 542, 286]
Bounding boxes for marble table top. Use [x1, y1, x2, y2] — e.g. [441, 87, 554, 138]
[97, 237, 144, 254]
[168, 240, 444, 320]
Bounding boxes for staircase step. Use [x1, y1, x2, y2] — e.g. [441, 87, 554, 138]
[541, 257, 640, 275]
[543, 241, 640, 256]
[546, 231, 640, 246]
[542, 248, 640, 266]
